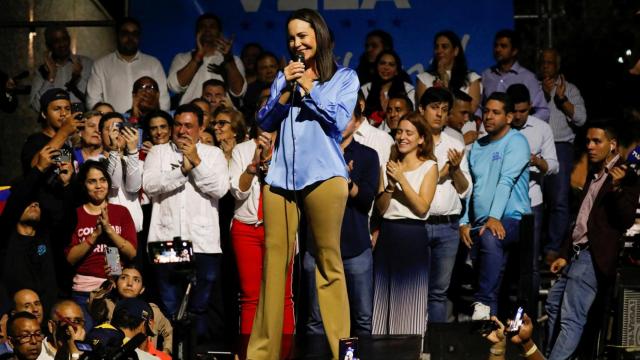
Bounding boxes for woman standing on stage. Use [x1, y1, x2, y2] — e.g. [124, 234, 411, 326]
[373, 112, 438, 335]
[246, 8, 359, 360]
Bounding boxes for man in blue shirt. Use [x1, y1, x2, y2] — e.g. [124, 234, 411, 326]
[460, 92, 531, 320]
[481, 30, 549, 122]
[303, 99, 380, 336]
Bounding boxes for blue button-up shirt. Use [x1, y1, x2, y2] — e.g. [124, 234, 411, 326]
[482, 62, 550, 121]
[258, 68, 360, 190]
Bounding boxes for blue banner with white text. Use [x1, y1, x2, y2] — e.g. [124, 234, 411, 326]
[131, 0, 513, 80]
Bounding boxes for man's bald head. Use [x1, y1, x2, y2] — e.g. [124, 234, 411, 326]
[13, 290, 43, 325]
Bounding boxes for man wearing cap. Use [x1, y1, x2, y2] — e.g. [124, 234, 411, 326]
[15, 88, 79, 296]
[21, 88, 83, 175]
[111, 298, 164, 360]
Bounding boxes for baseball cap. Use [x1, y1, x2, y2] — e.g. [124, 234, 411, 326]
[113, 298, 155, 336]
[39, 88, 70, 112]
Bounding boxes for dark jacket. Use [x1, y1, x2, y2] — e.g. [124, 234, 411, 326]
[560, 158, 640, 278]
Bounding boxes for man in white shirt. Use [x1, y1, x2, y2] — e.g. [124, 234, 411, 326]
[353, 92, 394, 167]
[30, 25, 92, 112]
[378, 94, 412, 134]
[167, 13, 246, 105]
[418, 87, 471, 323]
[507, 84, 558, 296]
[86, 18, 170, 113]
[143, 103, 229, 336]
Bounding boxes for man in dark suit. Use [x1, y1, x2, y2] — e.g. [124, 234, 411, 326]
[544, 120, 640, 359]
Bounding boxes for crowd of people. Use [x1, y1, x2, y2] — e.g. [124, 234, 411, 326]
[0, 7, 639, 360]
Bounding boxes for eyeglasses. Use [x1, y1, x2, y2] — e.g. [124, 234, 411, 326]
[11, 332, 43, 344]
[213, 120, 231, 127]
[135, 84, 158, 92]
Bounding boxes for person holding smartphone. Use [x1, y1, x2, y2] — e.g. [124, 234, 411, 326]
[65, 160, 137, 332]
[167, 13, 247, 105]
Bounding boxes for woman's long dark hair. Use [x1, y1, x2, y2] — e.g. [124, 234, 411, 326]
[427, 30, 469, 91]
[286, 8, 337, 83]
[365, 50, 408, 116]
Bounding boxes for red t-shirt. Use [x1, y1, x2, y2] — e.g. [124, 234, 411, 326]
[65, 203, 137, 278]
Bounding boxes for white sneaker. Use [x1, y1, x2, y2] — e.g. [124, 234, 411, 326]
[471, 302, 491, 320]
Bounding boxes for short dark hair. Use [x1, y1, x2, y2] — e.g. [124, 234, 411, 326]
[116, 17, 141, 35]
[7, 312, 38, 338]
[175, 103, 204, 126]
[77, 160, 112, 203]
[142, 110, 173, 138]
[494, 29, 520, 51]
[586, 119, 620, 142]
[506, 83, 530, 104]
[389, 94, 414, 112]
[99, 112, 125, 132]
[452, 89, 472, 103]
[44, 24, 69, 49]
[486, 92, 514, 113]
[419, 87, 453, 110]
[196, 13, 222, 34]
[202, 79, 227, 92]
[111, 308, 143, 331]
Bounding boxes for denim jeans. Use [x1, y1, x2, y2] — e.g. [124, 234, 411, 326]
[471, 217, 520, 314]
[304, 249, 373, 336]
[155, 253, 221, 335]
[545, 249, 598, 360]
[425, 220, 460, 323]
[544, 142, 573, 253]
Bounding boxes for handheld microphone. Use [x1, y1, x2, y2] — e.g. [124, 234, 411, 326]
[291, 52, 305, 90]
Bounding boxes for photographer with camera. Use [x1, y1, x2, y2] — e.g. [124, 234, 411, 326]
[38, 300, 86, 360]
[21, 88, 83, 176]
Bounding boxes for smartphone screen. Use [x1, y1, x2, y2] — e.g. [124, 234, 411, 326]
[105, 247, 122, 276]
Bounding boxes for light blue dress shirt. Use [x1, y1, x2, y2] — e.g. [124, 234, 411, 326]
[258, 68, 360, 190]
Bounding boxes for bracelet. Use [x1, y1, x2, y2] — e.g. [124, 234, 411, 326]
[384, 186, 394, 193]
[489, 346, 505, 356]
[127, 150, 139, 156]
[523, 343, 537, 357]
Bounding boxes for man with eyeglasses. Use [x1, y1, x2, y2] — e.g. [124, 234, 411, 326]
[127, 76, 161, 125]
[86, 17, 169, 113]
[38, 300, 86, 360]
[6, 312, 43, 360]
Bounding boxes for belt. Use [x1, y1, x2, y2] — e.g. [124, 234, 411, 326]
[426, 215, 460, 225]
[572, 242, 589, 260]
